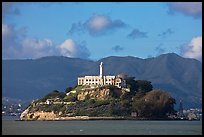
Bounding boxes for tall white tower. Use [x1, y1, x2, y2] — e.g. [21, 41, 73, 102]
[100, 62, 103, 78]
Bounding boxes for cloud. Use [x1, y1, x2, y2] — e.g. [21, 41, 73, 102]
[2, 2, 91, 59]
[2, 2, 20, 21]
[127, 29, 148, 39]
[2, 3, 57, 59]
[2, 2, 20, 15]
[167, 2, 202, 18]
[21, 38, 56, 59]
[2, 24, 15, 40]
[158, 28, 174, 38]
[2, 24, 25, 59]
[155, 43, 166, 56]
[181, 36, 202, 61]
[68, 14, 127, 36]
[2, 24, 90, 59]
[112, 45, 124, 52]
[58, 39, 90, 59]
[68, 22, 85, 35]
[85, 15, 126, 36]
[2, 24, 56, 59]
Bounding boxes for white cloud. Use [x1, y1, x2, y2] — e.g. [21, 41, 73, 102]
[2, 24, 90, 59]
[2, 24, 11, 36]
[58, 39, 77, 57]
[69, 14, 126, 36]
[87, 15, 110, 31]
[167, 2, 202, 18]
[86, 15, 126, 36]
[2, 23, 57, 59]
[58, 39, 90, 59]
[2, 24, 22, 59]
[182, 36, 202, 61]
[21, 38, 55, 58]
[2, 2, 92, 59]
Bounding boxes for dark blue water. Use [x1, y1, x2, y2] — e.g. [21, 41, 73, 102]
[2, 116, 202, 135]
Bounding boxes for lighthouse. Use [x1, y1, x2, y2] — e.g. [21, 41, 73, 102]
[100, 62, 103, 78]
[100, 62, 104, 85]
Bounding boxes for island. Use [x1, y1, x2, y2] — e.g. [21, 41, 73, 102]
[20, 62, 179, 121]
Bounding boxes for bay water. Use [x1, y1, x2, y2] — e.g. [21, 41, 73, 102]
[2, 116, 202, 135]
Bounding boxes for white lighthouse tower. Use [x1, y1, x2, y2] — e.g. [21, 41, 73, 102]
[100, 62, 104, 85]
[100, 62, 103, 77]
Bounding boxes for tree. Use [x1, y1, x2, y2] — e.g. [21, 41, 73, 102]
[120, 99, 132, 115]
[63, 94, 77, 102]
[65, 87, 73, 93]
[125, 78, 153, 94]
[125, 77, 138, 92]
[120, 92, 133, 100]
[132, 89, 176, 118]
[135, 80, 153, 93]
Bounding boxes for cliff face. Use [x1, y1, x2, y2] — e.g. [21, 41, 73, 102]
[20, 106, 58, 120]
[78, 88, 109, 101]
[77, 87, 123, 101]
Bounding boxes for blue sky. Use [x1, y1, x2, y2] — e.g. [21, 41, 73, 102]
[2, 2, 202, 61]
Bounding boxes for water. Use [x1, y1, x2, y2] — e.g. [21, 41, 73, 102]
[2, 116, 202, 135]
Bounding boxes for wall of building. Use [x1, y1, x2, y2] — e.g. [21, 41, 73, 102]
[78, 75, 126, 88]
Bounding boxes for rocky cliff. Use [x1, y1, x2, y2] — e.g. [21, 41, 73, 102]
[77, 86, 124, 101]
[20, 110, 58, 120]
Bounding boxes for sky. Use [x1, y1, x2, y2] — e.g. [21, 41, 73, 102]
[2, 2, 202, 61]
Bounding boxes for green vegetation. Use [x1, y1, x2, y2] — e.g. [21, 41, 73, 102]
[73, 85, 87, 92]
[65, 87, 73, 93]
[63, 94, 77, 102]
[125, 77, 153, 94]
[132, 89, 176, 118]
[36, 90, 66, 103]
[27, 77, 176, 118]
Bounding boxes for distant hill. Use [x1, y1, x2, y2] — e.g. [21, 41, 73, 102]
[2, 53, 202, 108]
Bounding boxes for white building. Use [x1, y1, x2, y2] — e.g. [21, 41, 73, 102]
[78, 62, 126, 88]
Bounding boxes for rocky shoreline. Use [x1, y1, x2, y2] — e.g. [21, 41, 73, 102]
[19, 115, 193, 121]
[20, 107, 193, 121]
